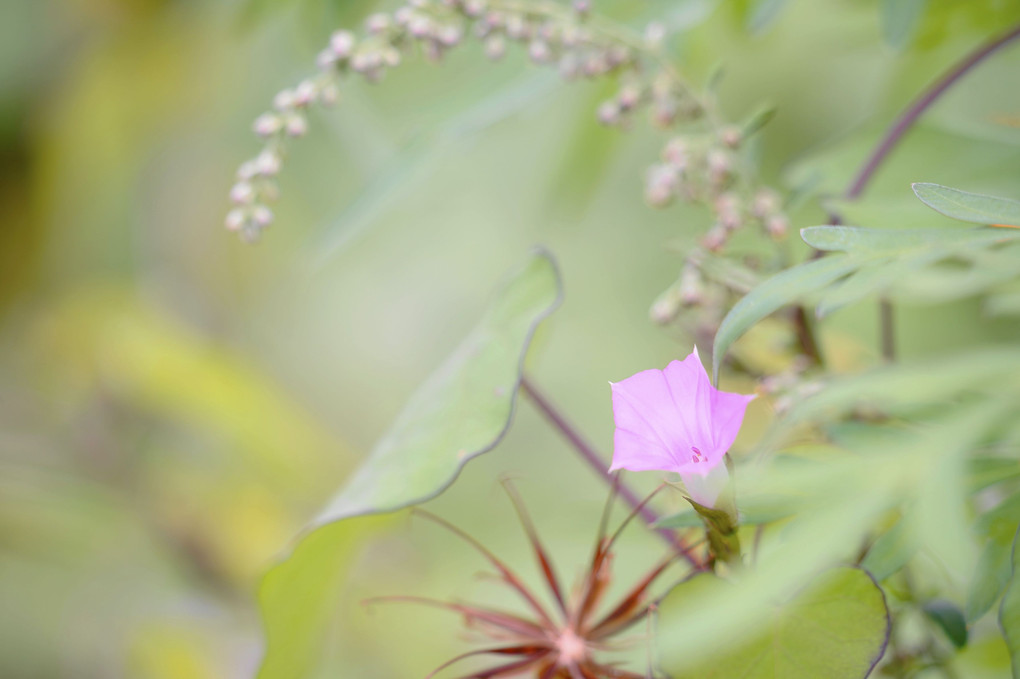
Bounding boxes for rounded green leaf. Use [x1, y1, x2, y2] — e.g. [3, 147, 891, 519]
[660, 567, 890, 679]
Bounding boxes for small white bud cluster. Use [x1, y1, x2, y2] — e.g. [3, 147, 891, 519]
[598, 70, 699, 131]
[231, 69, 342, 240]
[643, 128, 787, 252]
[226, 0, 776, 248]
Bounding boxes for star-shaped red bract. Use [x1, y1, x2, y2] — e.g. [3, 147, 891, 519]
[368, 483, 685, 678]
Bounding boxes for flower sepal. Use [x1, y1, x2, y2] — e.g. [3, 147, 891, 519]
[685, 495, 742, 568]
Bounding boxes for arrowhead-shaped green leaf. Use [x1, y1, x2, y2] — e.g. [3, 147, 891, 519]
[256, 249, 563, 679]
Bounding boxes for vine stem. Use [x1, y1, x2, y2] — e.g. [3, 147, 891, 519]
[519, 375, 707, 571]
[845, 22, 1020, 200]
[841, 21, 1020, 361]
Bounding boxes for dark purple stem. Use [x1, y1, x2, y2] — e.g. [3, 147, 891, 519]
[842, 22, 1020, 361]
[845, 22, 1020, 200]
[520, 375, 707, 570]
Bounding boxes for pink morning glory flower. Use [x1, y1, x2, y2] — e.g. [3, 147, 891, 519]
[609, 347, 755, 506]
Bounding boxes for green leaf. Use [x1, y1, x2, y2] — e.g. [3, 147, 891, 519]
[715, 226, 1020, 378]
[987, 287, 1020, 316]
[968, 527, 1014, 622]
[882, 0, 927, 49]
[800, 224, 1015, 254]
[660, 567, 890, 678]
[913, 183, 1020, 227]
[256, 250, 562, 679]
[816, 263, 907, 318]
[712, 255, 857, 380]
[923, 599, 968, 649]
[862, 518, 918, 581]
[998, 527, 1020, 678]
[257, 514, 391, 679]
[977, 493, 1020, 537]
[968, 457, 1020, 493]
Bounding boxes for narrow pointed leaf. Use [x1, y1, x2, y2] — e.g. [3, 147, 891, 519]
[967, 529, 1013, 622]
[913, 183, 1020, 227]
[712, 255, 857, 380]
[862, 518, 918, 581]
[256, 250, 562, 679]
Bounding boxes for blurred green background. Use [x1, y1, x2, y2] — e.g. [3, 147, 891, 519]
[1, 0, 1019, 676]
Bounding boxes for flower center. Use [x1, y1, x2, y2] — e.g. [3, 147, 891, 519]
[690, 446, 706, 463]
[556, 627, 588, 664]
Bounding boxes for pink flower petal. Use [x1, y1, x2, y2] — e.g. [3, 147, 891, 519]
[609, 347, 755, 495]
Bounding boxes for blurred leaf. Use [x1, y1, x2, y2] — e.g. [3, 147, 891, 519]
[998, 527, 1020, 678]
[740, 103, 777, 139]
[882, 0, 927, 49]
[657, 398, 995, 672]
[660, 567, 889, 678]
[968, 525, 1014, 622]
[862, 518, 918, 581]
[923, 599, 968, 649]
[986, 286, 1020, 316]
[746, 0, 788, 33]
[258, 514, 390, 679]
[257, 250, 562, 679]
[969, 457, 1020, 493]
[913, 183, 1020, 227]
[977, 493, 1020, 537]
[714, 226, 1020, 376]
[776, 348, 1020, 430]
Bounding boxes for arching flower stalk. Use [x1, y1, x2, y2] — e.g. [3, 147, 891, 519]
[226, 0, 788, 254]
[365, 481, 699, 678]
